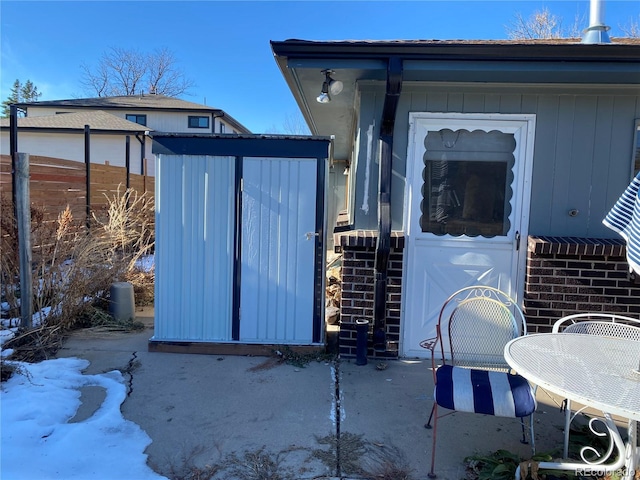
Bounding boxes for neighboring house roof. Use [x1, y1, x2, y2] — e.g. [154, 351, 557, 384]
[271, 37, 640, 161]
[0, 110, 150, 134]
[16, 94, 251, 133]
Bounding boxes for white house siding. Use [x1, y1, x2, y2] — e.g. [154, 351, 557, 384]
[154, 154, 236, 342]
[0, 131, 155, 176]
[21, 106, 67, 117]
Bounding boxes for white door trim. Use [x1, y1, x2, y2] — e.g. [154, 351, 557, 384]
[401, 112, 536, 357]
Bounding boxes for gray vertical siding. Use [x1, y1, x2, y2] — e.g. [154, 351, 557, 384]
[351, 83, 640, 238]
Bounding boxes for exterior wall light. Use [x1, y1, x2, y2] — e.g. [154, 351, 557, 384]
[316, 69, 343, 103]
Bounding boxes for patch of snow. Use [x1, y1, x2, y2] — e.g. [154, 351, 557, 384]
[135, 255, 154, 273]
[1, 358, 167, 480]
[0, 329, 16, 347]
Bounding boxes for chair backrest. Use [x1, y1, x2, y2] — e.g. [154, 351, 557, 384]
[435, 286, 526, 370]
[552, 313, 640, 341]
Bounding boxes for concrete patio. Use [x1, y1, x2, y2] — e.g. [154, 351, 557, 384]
[56, 307, 585, 480]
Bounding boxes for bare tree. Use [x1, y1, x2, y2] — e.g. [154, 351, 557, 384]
[80, 47, 195, 97]
[506, 8, 565, 39]
[620, 16, 640, 37]
[265, 112, 310, 135]
[147, 47, 193, 97]
[508, 8, 639, 40]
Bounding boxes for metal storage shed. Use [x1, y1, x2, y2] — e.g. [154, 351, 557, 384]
[149, 134, 331, 354]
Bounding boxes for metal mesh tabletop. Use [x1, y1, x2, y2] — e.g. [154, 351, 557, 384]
[504, 333, 640, 421]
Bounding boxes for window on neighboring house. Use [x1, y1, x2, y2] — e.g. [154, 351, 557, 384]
[188, 115, 210, 129]
[220, 123, 226, 133]
[126, 114, 147, 126]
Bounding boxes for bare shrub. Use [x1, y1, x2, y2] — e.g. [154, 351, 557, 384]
[1, 186, 155, 366]
[93, 185, 155, 273]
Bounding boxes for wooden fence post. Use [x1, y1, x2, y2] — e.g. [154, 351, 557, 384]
[15, 152, 33, 329]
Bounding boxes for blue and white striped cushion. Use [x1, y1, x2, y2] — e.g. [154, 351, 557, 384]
[603, 172, 640, 275]
[435, 365, 536, 418]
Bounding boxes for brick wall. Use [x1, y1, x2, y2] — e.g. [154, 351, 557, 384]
[335, 231, 404, 359]
[335, 232, 640, 358]
[524, 236, 640, 332]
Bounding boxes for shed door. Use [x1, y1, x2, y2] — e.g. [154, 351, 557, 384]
[154, 154, 324, 345]
[239, 157, 320, 343]
[402, 113, 535, 358]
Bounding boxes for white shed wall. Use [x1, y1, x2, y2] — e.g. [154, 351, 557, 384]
[154, 154, 236, 341]
[239, 157, 317, 343]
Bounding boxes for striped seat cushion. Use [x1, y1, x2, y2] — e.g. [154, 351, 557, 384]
[435, 365, 536, 418]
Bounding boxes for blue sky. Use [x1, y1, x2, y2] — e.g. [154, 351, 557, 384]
[1, 0, 638, 133]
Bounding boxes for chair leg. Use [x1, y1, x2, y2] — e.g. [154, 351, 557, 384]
[519, 417, 528, 444]
[428, 403, 438, 478]
[425, 403, 435, 429]
[529, 413, 536, 455]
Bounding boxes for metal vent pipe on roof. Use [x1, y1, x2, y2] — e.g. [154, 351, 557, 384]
[582, 0, 611, 44]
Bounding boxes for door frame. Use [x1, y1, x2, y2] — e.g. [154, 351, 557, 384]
[401, 112, 536, 356]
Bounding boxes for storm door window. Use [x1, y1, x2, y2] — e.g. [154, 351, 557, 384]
[188, 116, 210, 129]
[126, 114, 147, 126]
[420, 129, 515, 237]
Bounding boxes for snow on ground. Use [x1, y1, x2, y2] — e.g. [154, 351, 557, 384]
[136, 255, 154, 273]
[0, 255, 161, 479]
[1, 357, 167, 480]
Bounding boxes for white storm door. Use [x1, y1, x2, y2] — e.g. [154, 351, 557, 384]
[402, 113, 535, 358]
[239, 157, 318, 343]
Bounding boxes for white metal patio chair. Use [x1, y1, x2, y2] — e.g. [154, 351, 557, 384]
[420, 286, 537, 478]
[552, 313, 640, 459]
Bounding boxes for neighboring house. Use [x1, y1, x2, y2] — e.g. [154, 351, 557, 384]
[271, 37, 640, 359]
[0, 94, 251, 176]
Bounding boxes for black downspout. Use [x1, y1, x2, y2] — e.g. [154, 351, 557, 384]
[373, 56, 403, 352]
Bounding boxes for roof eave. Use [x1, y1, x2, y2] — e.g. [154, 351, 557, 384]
[271, 39, 640, 63]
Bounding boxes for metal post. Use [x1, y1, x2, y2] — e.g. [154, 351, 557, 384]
[355, 319, 369, 365]
[10, 105, 18, 219]
[125, 135, 131, 190]
[84, 125, 91, 229]
[15, 152, 33, 329]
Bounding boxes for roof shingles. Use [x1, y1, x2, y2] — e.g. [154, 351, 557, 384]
[0, 110, 150, 132]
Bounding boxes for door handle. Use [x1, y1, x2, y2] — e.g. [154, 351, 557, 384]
[515, 231, 521, 251]
[305, 232, 319, 241]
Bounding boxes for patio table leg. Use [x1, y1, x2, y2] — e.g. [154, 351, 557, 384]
[625, 419, 638, 480]
[514, 414, 628, 480]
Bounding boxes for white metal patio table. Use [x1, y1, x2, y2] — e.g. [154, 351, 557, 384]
[504, 333, 640, 480]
